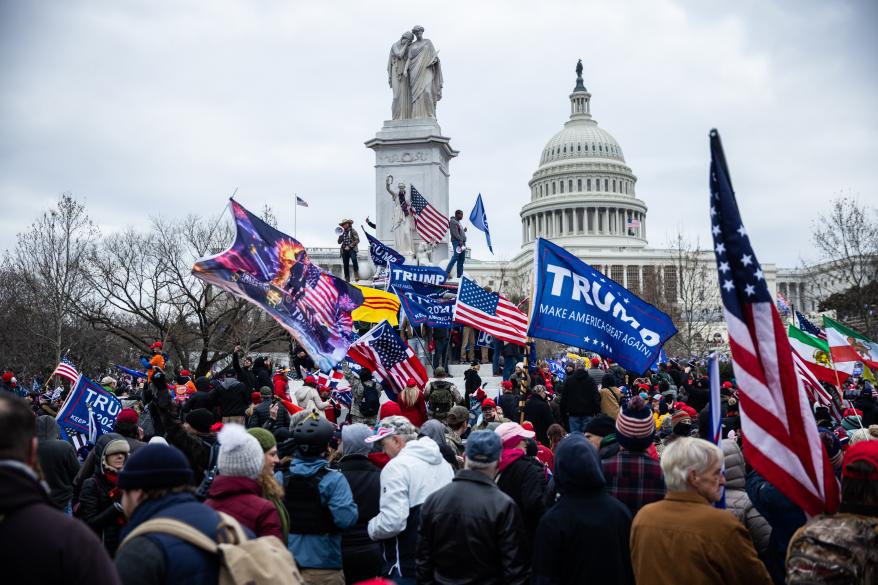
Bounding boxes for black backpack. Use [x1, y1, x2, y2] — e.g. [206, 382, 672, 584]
[359, 381, 380, 417]
[195, 440, 221, 501]
[429, 381, 454, 415]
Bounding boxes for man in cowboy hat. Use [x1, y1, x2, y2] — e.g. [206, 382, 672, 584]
[337, 219, 360, 282]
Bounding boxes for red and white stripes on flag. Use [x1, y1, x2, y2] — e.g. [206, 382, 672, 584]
[453, 276, 528, 346]
[792, 348, 843, 424]
[347, 320, 427, 394]
[409, 186, 449, 244]
[51, 358, 79, 383]
[300, 272, 340, 326]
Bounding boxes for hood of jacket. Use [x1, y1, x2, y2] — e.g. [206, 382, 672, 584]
[401, 436, 444, 465]
[554, 433, 605, 494]
[92, 432, 125, 463]
[419, 420, 448, 448]
[722, 438, 746, 490]
[207, 474, 261, 498]
[36, 415, 60, 441]
[291, 456, 329, 477]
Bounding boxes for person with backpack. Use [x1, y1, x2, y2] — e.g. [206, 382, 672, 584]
[115, 443, 301, 585]
[280, 412, 358, 585]
[424, 367, 461, 423]
[342, 362, 380, 426]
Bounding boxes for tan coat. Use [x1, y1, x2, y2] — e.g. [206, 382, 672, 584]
[631, 491, 772, 585]
[599, 386, 622, 419]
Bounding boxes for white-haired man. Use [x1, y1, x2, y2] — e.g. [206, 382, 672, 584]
[630, 437, 771, 585]
[366, 416, 453, 585]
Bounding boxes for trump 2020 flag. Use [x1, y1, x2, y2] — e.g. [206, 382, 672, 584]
[192, 199, 363, 371]
[55, 375, 122, 438]
[469, 193, 493, 254]
[528, 238, 676, 373]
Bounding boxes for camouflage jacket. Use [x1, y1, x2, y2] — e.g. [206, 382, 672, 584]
[786, 512, 878, 584]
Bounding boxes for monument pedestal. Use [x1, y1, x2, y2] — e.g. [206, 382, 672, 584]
[365, 118, 458, 266]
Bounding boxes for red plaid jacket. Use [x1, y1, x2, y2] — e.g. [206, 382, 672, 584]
[602, 449, 666, 516]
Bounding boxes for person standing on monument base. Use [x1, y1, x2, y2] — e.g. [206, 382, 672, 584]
[444, 209, 467, 278]
[337, 219, 360, 282]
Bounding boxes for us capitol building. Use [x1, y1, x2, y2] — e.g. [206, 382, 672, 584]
[309, 56, 847, 348]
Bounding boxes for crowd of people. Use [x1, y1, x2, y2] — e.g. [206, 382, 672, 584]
[2, 347, 878, 585]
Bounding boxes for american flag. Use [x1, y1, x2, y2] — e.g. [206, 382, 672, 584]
[51, 357, 79, 383]
[300, 264, 341, 326]
[347, 320, 426, 394]
[775, 292, 791, 315]
[796, 310, 826, 340]
[296, 195, 308, 207]
[792, 348, 843, 424]
[709, 129, 838, 516]
[453, 276, 528, 346]
[410, 185, 449, 244]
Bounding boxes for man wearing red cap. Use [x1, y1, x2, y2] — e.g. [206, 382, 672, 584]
[786, 440, 878, 582]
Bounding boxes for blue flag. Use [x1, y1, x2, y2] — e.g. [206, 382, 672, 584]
[528, 238, 677, 374]
[114, 364, 147, 379]
[388, 262, 447, 293]
[364, 230, 404, 267]
[648, 348, 669, 372]
[55, 375, 122, 437]
[468, 193, 493, 254]
[395, 287, 455, 328]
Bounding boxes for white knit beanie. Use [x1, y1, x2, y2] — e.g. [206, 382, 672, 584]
[217, 423, 264, 480]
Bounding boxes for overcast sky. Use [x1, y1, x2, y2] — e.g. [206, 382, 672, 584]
[2, 0, 876, 267]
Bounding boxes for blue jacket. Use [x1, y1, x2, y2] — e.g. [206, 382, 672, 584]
[277, 457, 357, 569]
[117, 492, 223, 585]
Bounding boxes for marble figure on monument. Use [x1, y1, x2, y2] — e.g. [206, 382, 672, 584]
[388, 31, 414, 120]
[387, 26, 443, 120]
[385, 175, 416, 258]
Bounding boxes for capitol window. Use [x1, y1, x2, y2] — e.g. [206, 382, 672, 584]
[569, 179, 573, 191]
[577, 179, 582, 191]
[560, 181, 564, 194]
[587, 179, 591, 191]
[552, 182, 556, 194]
[613, 179, 616, 192]
[604, 178, 609, 191]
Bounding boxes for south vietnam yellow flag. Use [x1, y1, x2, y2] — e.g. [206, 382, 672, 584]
[351, 284, 400, 326]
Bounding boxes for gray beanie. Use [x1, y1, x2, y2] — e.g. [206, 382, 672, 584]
[217, 423, 264, 480]
[341, 423, 372, 456]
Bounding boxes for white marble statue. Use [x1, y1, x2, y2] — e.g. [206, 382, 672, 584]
[387, 31, 414, 120]
[406, 25, 443, 119]
[385, 176, 416, 258]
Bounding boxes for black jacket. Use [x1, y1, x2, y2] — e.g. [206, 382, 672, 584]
[417, 469, 529, 585]
[496, 455, 548, 559]
[246, 399, 291, 430]
[231, 353, 257, 392]
[532, 433, 634, 585]
[252, 364, 272, 390]
[153, 374, 215, 484]
[499, 392, 520, 424]
[559, 370, 600, 417]
[210, 379, 250, 417]
[77, 472, 125, 557]
[0, 461, 120, 585]
[524, 394, 554, 447]
[463, 369, 481, 402]
[335, 454, 382, 583]
[35, 415, 80, 509]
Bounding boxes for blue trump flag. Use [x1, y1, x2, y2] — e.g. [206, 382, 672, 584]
[469, 193, 493, 254]
[528, 238, 677, 374]
[55, 375, 122, 437]
[364, 229, 404, 267]
[394, 287, 455, 328]
[388, 262, 447, 294]
[648, 348, 669, 372]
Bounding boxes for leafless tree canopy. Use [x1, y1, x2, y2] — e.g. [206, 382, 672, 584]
[812, 196, 878, 335]
[2, 194, 289, 381]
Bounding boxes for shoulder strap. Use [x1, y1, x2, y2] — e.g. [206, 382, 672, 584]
[121, 517, 220, 552]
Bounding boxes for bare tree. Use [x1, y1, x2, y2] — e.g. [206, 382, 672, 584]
[811, 195, 878, 335]
[5, 193, 98, 366]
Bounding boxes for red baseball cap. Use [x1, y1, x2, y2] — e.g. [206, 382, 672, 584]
[842, 440, 878, 481]
[150, 341, 163, 350]
[521, 421, 535, 431]
[405, 378, 417, 387]
[482, 398, 496, 409]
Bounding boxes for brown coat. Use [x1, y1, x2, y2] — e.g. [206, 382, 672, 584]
[599, 386, 622, 419]
[631, 491, 771, 585]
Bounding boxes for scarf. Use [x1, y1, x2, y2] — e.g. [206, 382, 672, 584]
[498, 447, 525, 473]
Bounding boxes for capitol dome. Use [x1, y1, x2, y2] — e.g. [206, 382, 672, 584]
[520, 63, 648, 249]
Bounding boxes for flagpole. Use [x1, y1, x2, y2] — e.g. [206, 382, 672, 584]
[293, 193, 297, 238]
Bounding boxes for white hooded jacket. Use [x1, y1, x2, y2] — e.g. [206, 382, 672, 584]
[367, 436, 454, 540]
